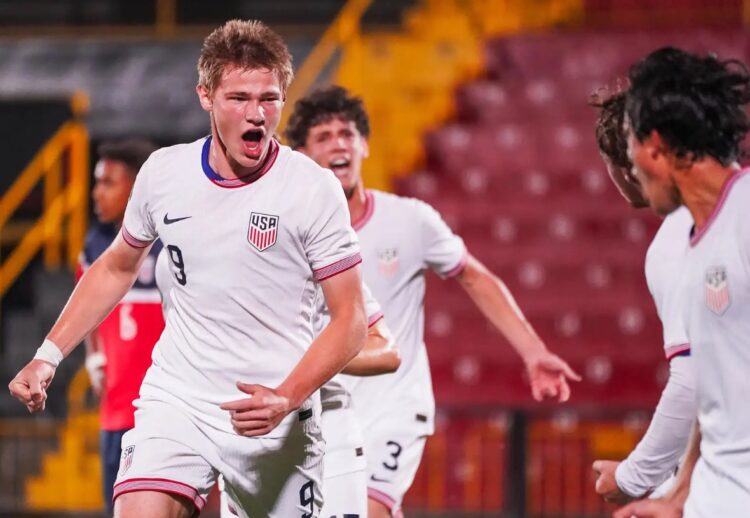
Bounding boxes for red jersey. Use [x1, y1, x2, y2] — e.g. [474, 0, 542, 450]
[79, 223, 164, 430]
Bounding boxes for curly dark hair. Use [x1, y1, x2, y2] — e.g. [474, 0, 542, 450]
[626, 47, 750, 166]
[284, 85, 370, 149]
[97, 138, 157, 176]
[590, 88, 631, 170]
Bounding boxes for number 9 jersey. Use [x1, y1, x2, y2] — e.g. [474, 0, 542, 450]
[121, 136, 361, 437]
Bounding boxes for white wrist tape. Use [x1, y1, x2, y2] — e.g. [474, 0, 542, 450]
[33, 339, 64, 368]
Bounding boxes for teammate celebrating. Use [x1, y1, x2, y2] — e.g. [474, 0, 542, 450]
[9, 20, 367, 518]
[614, 47, 750, 518]
[81, 138, 164, 513]
[589, 90, 696, 504]
[285, 85, 580, 517]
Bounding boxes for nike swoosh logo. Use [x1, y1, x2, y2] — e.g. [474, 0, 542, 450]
[163, 213, 192, 225]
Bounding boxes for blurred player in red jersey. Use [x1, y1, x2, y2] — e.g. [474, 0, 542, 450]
[80, 139, 162, 513]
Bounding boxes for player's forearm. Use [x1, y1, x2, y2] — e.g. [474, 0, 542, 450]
[278, 308, 367, 409]
[47, 244, 146, 356]
[457, 255, 547, 361]
[616, 356, 697, 497]
[341, 320, 400, 376]
[666, 420, 701, 508]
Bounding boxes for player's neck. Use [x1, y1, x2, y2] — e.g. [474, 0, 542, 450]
[209, 132, 269, 180]
[348, 183, 368, 226]
[678, 161, 740, 229]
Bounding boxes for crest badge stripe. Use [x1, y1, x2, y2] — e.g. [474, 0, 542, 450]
[248, 212, 279, 252]
[705, 266, 730, 315]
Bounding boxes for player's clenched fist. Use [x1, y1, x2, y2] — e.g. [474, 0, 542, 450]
[593, 460, 633, 505]
[8, 359, 57, 413]
[220, 382, 294, 437]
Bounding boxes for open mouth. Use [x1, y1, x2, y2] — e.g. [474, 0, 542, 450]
[329, 157, 351, 176]
[242, 129, 264, 143]
[242, 129, 264, 156]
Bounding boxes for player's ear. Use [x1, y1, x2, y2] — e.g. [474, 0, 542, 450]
[196, 84, 213, 112]
[643, 129, 665, 160]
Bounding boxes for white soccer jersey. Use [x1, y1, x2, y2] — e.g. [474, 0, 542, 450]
[681, 169, 750, 506]
[122, 136, 361, 438]
[344, 190, 467, 434]
[313, 282, 384, 411]
[644, 206, 693, 359]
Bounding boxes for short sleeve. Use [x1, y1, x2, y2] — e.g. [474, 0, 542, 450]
[304, 171, 361, 282]
[122, 156, 158, 248]
[362, 282, 383, 327]
[418, 200, 467, 278]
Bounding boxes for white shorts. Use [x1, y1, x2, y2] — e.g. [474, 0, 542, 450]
[113, 398, 324, 517]
[363, 421, 427, 517]
[684, 459, 750, 518]
[319, 406, 368, 517]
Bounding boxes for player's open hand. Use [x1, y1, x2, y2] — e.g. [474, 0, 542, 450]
[613, 497, 682, 518]
[220, 382, 293, 437]
[8, 359, 56, 413]
[593, 460, 633, 505]
[525, 350, 581, 402]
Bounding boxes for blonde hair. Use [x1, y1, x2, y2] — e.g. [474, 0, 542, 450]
[197, 20, 293, 95]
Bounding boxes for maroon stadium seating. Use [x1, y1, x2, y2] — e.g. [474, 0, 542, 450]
[400, 28, 750, 408]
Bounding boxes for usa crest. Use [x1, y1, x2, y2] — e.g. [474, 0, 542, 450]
[705, 266, 730, 315]
[378, 248, 399, 277]
[248, 213, 279, 252]
[119, 445, 135, 476]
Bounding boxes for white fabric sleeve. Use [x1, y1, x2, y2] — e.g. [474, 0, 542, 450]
[303, 171, 361, 281]
[417, 200, 467, 278]
[362, 282, 383, 326]
[122, 155, 158, 247]
[615, 355, 697, 497]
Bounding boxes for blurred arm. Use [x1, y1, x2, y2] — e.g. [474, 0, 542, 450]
[615, 355, 697, 497]
[455, 253, 580, 401]
[341, 318, 400, 376]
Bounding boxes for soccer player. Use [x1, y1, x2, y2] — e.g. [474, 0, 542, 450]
[285, 85, 581, 517]
[81, 138, 164, 513]
[8, 20, 367, 518]
[156, 246, 402, 517]
[612, 47, 750, 518]
[588, 90, 696, 504]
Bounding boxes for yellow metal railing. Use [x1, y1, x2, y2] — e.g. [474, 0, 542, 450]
[0, 99, 89, 298]
[278, 0, 373, 135]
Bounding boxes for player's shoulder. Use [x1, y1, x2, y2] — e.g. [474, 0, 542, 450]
[647, 207, 692, 257]
[140, 138, 204, 174]
[280, 146, 338, 186]
[370, 189, 436, 216]
[662, 206, 693, 234]
[729, 168, 750, 200]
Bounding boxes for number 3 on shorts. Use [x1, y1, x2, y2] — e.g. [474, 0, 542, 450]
[299, 480, 315, 518]
[382, 440, 403, 471]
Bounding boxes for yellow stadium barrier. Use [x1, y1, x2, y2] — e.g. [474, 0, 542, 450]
[0, 92, 89, 298]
